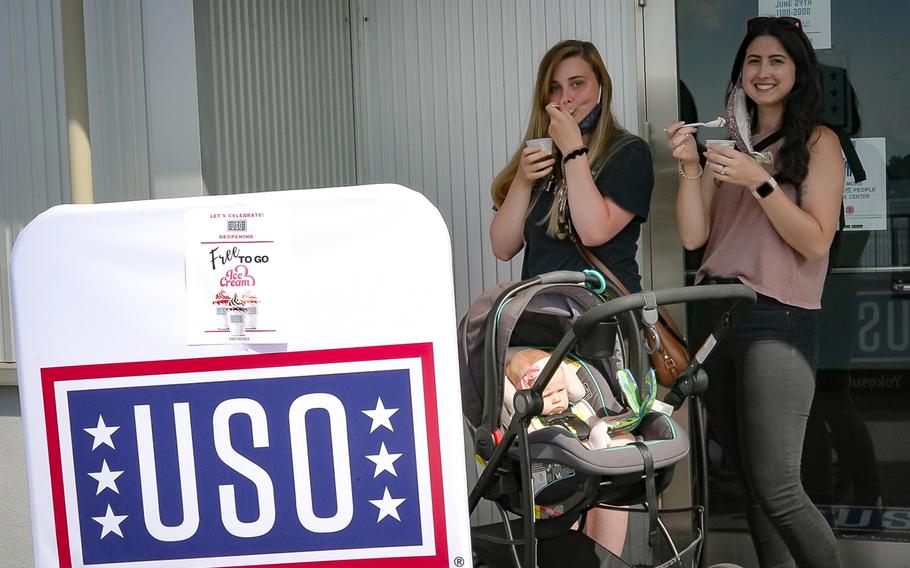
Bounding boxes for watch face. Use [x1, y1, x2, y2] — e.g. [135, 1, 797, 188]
[756, 181, 774, 198]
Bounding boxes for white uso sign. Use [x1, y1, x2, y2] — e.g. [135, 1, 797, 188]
[12, 185, 471, 567]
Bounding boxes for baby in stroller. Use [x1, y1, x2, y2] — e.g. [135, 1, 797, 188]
[505, 348, 636, 450]
[505, 348, 636, 555]
[463, 273, 755, 567]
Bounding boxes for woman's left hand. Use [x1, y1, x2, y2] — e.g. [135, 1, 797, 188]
[545, 104, 584, 154]
[704, 144, 771, 190]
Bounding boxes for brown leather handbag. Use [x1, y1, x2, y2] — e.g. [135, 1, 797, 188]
[575, 244, 689, 387]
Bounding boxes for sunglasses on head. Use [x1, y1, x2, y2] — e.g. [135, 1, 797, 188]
[747, 16, 804, 33]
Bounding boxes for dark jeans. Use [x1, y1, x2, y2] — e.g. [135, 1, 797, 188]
[702, 290, 843, 568]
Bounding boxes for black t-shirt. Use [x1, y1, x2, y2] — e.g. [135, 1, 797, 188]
[520, 137, 654, 292]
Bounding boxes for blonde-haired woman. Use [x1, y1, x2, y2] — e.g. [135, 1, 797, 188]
[489, 39, 654, 556]
[490, 39, 654, 294]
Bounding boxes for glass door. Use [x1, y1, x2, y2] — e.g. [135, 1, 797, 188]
[675, 0, 910, 542]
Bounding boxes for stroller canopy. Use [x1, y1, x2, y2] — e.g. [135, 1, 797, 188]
[458, 282, 615, 429]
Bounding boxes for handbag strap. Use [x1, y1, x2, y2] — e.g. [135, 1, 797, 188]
[573, 240, 631, 295]
[573, 241, 686, 340]
[752, 129, 784, 152]
[752, 124, 866, 183]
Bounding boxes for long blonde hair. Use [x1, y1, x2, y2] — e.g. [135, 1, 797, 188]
[491, 40, 633, 237]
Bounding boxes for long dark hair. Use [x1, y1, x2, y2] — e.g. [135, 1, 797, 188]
[728, 18, 822, 186]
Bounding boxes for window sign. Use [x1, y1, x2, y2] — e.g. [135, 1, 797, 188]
[758, 0, 832, 49]
[843, 138, 888, 231]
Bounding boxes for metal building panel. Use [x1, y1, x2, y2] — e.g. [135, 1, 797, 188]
[352, 0, 640, 317]
[0, 0, 69, 362]
[195, 0, 357, 195]
[83, 0, 152, 204]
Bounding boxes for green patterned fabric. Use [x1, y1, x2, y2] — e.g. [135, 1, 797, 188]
[605, 368, 657, 433]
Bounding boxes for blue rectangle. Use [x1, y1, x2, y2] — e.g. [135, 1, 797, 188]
[66, 369, 423, 564]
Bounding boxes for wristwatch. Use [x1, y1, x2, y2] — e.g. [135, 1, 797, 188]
[752, 177, 779, 200]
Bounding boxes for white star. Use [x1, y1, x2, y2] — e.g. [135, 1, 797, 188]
[369, 487, 406, 522]
[88, 459, 124, 495]
[362, 397, 399, 433]
[84, 416, 120, 451]
[92, 504, 128, 539]
[365, 442, 403, 478]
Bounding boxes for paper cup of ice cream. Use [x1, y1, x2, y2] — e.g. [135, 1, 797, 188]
[213, 289, 231, 330]
[241, 291, 260, 329]
[226, 307, 246, 336]
[705, 139, 736, 150]
[226, 294, 247, 336]
[526, 137, 553, 155]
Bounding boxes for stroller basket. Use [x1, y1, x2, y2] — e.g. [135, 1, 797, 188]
[458, 270, 755, 568]
[473, 506, 704, 568]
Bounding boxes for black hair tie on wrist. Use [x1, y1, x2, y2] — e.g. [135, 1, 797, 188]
[563, 146, 589, 164]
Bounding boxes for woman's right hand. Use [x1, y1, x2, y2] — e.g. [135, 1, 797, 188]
[667, 120, 712, 250]
[516, 146, 555, 186]
[665, 121, 699, 167]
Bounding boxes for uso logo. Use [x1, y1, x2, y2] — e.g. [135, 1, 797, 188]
[41, 344, 448, 567]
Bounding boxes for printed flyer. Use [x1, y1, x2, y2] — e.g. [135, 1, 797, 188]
[758, 0, 831, 49]
[843, 137, 887, 231]
[185, 208, 288, 344]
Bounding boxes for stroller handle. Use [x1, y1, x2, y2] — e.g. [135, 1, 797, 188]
[537, 269, 599, 286]
[573, 284, 756, 340]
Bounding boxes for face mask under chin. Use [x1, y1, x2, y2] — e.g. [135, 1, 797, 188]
[578, 104, 602, 135]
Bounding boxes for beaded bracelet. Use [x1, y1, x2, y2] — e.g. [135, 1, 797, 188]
[678, 161, 703, 180]
[563, 146, 589, 164]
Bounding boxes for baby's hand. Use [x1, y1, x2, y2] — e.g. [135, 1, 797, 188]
[587, 420, 612, 450]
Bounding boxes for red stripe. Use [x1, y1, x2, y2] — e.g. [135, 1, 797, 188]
[42, 367, 72, 568]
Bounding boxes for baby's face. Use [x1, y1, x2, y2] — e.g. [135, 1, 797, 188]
[540, 370, 569, 415]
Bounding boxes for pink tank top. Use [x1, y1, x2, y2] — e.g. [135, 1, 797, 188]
[694, 137, 829, 309]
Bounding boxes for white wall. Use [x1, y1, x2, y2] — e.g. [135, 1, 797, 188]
[142, 0, 205, 199]
[0, 1, 67, 560]
[0, 1, 69, 563]
[350, 0, 641, 317]
[194, 0, 357, 194]
[0, 0, 70, 364]
[83, 0, 151, 203]
[84, 0, 204, 202]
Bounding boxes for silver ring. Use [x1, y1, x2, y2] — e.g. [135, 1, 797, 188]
[719, 165, 727, 175]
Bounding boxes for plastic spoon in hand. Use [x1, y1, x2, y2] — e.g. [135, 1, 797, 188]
[681, 116, 727, 129]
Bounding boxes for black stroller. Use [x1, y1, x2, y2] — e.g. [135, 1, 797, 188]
[458, 270, 755, 568]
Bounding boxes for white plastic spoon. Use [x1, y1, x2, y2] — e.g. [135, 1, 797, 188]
[681, 116, 727, 129]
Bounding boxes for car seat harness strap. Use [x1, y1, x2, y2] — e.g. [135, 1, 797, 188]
[633, 441, 659, 547]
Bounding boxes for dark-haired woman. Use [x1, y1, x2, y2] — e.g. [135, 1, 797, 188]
[666, 17, 844, 568]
